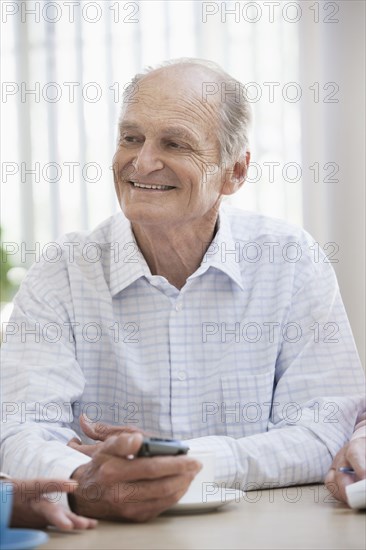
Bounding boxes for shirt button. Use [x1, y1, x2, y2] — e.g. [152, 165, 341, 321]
[177, 371, 186, 381]
[175, 303, 183, 312]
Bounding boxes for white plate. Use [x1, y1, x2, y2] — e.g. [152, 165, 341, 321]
[165, 488, 244, 514]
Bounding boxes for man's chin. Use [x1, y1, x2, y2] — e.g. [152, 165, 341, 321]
[120, 202, 177, 226]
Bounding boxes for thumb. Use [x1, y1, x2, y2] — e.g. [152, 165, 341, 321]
[79, 414, 107, 441]
[79, 414, 141, 442]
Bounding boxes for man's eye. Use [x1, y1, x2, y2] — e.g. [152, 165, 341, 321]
[167, 142, 184, 149]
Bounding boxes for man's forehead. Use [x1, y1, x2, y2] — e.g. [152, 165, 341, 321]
[119, 65, 222, 144]
[121, 76, 220, 137]
[134, 64, 221, 104]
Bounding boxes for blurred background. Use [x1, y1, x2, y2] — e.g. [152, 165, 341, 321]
[1, 1, 365, 365]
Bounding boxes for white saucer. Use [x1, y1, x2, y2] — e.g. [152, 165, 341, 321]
[166, 488, 244, 514]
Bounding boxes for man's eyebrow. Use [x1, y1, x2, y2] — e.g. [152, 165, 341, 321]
[161, 127, 199, 143]
[119, 122, 140, 133]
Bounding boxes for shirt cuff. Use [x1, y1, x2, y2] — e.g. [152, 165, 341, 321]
[184, 435, 238, 486]
[48, 453, 92, 512]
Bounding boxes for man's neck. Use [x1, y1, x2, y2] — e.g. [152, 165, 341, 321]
[131, 212, 219, 290]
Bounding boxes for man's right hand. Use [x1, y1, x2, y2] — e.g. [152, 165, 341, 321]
[69, 431, 201, 522]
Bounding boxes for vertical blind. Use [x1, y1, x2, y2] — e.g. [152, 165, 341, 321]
[2, 0, 301, 267]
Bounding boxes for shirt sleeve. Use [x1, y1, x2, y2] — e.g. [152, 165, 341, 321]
[0, 257, 92, 495]
[186, 239, 366, 489]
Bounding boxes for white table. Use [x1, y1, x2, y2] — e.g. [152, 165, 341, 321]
[41, 485, 365, 550]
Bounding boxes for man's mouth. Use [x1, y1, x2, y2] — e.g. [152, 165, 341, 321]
[129, 181, 176, 191]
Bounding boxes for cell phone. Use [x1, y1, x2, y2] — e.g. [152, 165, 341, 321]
[137, 437, 189, 457]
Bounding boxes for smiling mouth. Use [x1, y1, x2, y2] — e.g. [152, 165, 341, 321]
[129, 181, 176, 191]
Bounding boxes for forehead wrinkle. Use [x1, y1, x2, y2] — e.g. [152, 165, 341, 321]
[156, 93, 220, 127]
[160, 99, 221, 153]
[184, 96, 220, 131]
[128, 82, 220, 128]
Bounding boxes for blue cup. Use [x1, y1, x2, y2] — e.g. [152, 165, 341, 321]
[0, 481, 14, 536]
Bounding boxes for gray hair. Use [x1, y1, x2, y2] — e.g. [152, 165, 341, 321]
[122, 58, 252, 163]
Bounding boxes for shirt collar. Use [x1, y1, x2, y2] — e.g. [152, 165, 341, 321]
[109, 213, 151, 296]
[189, 205, 245, 291]
[109, 205, 245, 296]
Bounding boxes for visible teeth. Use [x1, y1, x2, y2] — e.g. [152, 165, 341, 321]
[132, 182, 173, 190]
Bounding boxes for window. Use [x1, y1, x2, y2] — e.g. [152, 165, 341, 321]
[2, 0, 301, 269]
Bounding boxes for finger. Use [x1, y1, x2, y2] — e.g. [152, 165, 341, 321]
[93, 448, 201, 482]
[68, 439, 101, 457]
[11, 479, 79, 499]
[324, 469, 348, 503]
[31, 499, 74, 530]
[67, 437, 81, 447]
[116, 481, 193, 522]
[334, 473, 352, 503]
[30, 498, 98, 531]
[346, 439, 366, 479]
[110, 471, 196, 506]
[95, 432, 200, 467]
[62, 511, 98, 530]
[114, 470, 197, 503]
[324, 467, 335, 487]
[331, 445, 348, 470]
[96, 432, 144, 458]
[79, 414, 142, 442]
[124, 455, 201, 481]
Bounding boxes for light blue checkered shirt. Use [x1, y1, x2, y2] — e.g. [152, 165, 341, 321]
[1, 205, 365, 495]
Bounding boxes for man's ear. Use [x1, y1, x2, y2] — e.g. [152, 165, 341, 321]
[222, 151, 251, 195]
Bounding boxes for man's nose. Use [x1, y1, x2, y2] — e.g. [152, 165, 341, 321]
[132, 141, 164, 175]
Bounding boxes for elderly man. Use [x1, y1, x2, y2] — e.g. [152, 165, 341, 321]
[1, 58, 365, 521]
